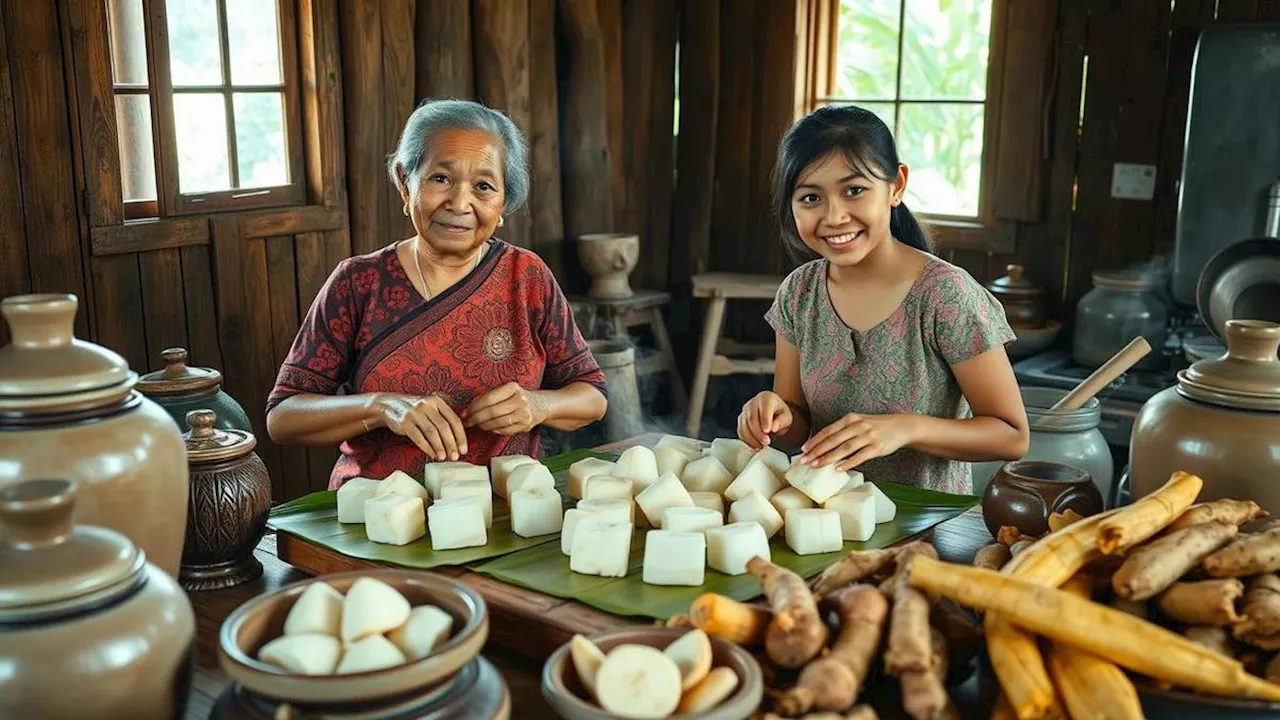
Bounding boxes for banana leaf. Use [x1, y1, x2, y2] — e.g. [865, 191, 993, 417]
[267, 448, 614, 569]
[471, 481, 978, 620]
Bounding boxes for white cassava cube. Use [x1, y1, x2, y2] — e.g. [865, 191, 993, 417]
[724, 457, 784, 502]
[374, 471, 431, 504]
[635, 473, 694, 528]
[506, 463, 555, 496]
[511, 487, 564, 537]
[785, 462, 851, 504]
[784, 508, 843, 555]
[705, 522, 770, 575]
[642, 530, 706, 586]
[568, 457, 616, 499]
[662, 506, 724, 534]
[752, 445, 792, 478]
[681, 456, 733, 495]
[569, 517, 633, 577]
[614, 446, 660, 491]
[423, 462, 488, 499]
[577, 497, 634, 523]
[440, 478, 493, 527]
[822, 491, 877, 541]
[727, 491, 784, 538]
[427, 497, 487, 550]
[561, 507, 598, 555]
[364, 492, 427, 545]
[709, 438, 754, 476]
[842, 469, 867, 492]
[583, 476, 633, 502]
[654, 434, 704, 457]
[336, 477, 381, 523]
[842, 481, 895, 522]
[490, 454, 537, 499]
[770, 486, 816, 516]
[655, 446, 693, 479]
[689, 491, 725, 516]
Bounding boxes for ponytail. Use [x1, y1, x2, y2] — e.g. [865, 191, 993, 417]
[889, 202, 933, 253]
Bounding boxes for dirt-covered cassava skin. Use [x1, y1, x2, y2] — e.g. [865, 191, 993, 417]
[810, 548, 900, 597]
[774, 585, 889, 716]
[1236, 574, 1280, 639]
[1183, 625, 1237, 657]
[899, 628, 955, 720]
[1204, 526, 1280, 579]
[747, 556, 828, 668]
[1111, 521, 1239, 600]
[885, 565, 933, 675]
[973, 542, 1012, 571]
[1155, 579, 1245, 625]
[1168, 499, 1269, 533]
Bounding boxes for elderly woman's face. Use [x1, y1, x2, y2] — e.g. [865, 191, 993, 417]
[398, 128, 505, 255]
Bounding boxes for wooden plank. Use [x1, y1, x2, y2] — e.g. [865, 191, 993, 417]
[138, 249, 189, 371]
[712, 0, 760, 274]
[300, 0, 349, 208]
[89, 255, 148, 371]
[473, 0, 533, 249]
[414, 0, 473, 100]
[949, 249, 990, 282]
[265, 236, 308, 502]
[669, 0, 720, 285]
[0, 1, 29, 321]
[992, 0, 1054, 222]
[598, 0, 628, 234]
[750, 0, 798, 276]
[1260, 0, 1280, 19]
[179, 244, 224, 376]
[5, 0, 88, 335]
[241, 204, 345, 239]
[91, 217, 209, 255]
[61, 0, 123, 228]
[339, 1, 385, 256]
[382, 0, 416, 244]
[527, 0, 566, 279]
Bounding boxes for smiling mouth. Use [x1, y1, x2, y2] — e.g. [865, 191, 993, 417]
[819, 230, 862, 247]
[433, 220, 474, 233]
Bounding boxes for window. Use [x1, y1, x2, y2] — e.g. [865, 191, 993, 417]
[106, 0, 304, 219]
[815, 0, 997, 223]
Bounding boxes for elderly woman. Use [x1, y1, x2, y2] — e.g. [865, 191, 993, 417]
[266, 99, 607, 489]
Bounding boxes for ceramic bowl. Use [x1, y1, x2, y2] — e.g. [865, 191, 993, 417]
[218, 569, 488, 705]
[1007, 319, 1062, 359]
[1136, 681, 1280, 719]
[542, 627, 764, 720]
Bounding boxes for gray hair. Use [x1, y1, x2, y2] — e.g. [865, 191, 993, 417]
[386, 98, 530, 215]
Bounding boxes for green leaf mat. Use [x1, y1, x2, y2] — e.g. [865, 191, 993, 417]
[471, 482, 978, 620]
[267, 448, 616, 569]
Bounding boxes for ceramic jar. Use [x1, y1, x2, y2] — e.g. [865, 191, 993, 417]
[180, 408, 272, 592]
[577, 233, 639, 299]
[0, 478, 196, 720]
[1074, 270, 1169, 371]
[987, 264, 1046, 330]
[137, 346, 254, 433]
[1129, 320, 1280, 513]
[0, 293, 189, 577]
[981, 460, 1104, 537]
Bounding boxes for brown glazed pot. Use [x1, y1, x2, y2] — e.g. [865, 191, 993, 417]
[981, 460, 1104, 538]
[987, 264, 1047, 330]
[1130, 320, 1280, 513]
[137, 346, 255, 434]
[0, 478, 196, 720]
[0, 293, 189, 578]
[181, 408, 273, 592]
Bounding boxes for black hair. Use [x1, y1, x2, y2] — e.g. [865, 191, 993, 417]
[772, 104, 933, 265]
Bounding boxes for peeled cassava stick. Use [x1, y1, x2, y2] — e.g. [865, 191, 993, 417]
[990, 693, 1017, 720]
[1156, 579, 1245, 625]
[1097, 470, 1205, 555]
[974, 543, 1012, 571]
[1234, 574, 1280, 638]
[1169, 499, 1269, 533]
[1043, 575, 1144, 720]
[810, 547, 900, 597]
[884, 559, 934, 674]
[748, 556, 829, 668]
[900, 628, 955, 720]
[774, 585, 888, 715]
[908, 555, 1280, 701]
[689, 593, 771, 646]
[1111, 521, 1239, 601]
[1204, 526, 1280, 578]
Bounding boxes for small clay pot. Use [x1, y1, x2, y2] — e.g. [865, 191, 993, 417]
[137, 347, 254, 434]
[180, 408, 273, 592]
[577, 233, 639, 299]
[981, 460, 1104, 538]
[987, 264, 1046, 330]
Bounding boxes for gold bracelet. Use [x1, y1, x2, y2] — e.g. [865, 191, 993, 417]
[362, 418, 371, 432]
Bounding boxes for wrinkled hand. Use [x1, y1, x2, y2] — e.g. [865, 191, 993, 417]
[379, 394, 468, 461]
[737, 391, 794, 449]
[798, 413, 915, 472]
[463, 382, 546, 435]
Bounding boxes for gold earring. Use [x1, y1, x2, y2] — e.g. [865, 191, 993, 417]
[497, 216, 505, 228]
[402, 203, 410, 217]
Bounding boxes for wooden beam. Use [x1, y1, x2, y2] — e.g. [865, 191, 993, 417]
[241, 205, 346, 239]
[992, 0, 1054, 223]
[414, 0, 473, 100]
[62, 0, 123, 228]
[527, 0, 566, 278]
[339, 1, 385, 256]
[473, 0, 532, 249]
[670, 0, 720, 285]
[598, 0, 627, 233]
[382, 0, 415, 242]
[299, 0, 348, 209]
[0, 0, 29, 313]
[91, 217, 209, 255]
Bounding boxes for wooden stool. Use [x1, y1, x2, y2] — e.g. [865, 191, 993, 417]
[569, 289, 687, 414]
[685, 273, 784, 437]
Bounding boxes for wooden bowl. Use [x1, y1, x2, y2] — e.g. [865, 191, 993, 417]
[218, 569, 488, 705]
[541, 627, 763, 720]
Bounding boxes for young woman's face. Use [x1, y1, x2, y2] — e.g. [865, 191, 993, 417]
[398, 128, 506, 256]
[790, 150, 908, 267]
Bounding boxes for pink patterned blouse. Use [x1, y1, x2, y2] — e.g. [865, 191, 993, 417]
[764, 255, 1016, 495]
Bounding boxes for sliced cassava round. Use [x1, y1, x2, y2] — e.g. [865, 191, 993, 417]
[258, 633, 343, 675]
[677, 666, 740, 713]
[282, 581, 344, 637]
[663, 628, 713, 690]
[335, 634, 407, 674]
[569, 634, 607, 699]
[340, 577, 411, 643]
[594, 644, 682, 718]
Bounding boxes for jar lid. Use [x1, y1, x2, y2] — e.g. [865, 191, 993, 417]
[1178, 320, 1280, 412]
[1092, 270, 1159, 292]
[988, 264, 1043, 298]
[0, 479, 145, 624]
[0, 294, 135, 412]
[184, 408, 257, 463]
[137, 347, 223, 396]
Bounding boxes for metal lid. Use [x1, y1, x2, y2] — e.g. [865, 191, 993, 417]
[1092, 270, 1160, 292]
[0, 294, 135, 412]
[988, 264, 1044, 298]
[184, 408, 257, 463]
[0, 479, 145, 624]
[1177, 320, 1280, 412]
[137, 347, 223, 397]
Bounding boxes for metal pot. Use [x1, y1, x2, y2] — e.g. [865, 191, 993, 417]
[1196, 237, 1280, 344]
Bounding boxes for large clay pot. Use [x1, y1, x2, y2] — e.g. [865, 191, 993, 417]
[0, 478, 196, 720]
[0, 293, 189, 577]
[180, 408, 272, 592]
[987, 264, 1046, 330]
[1129, 319, 1280, 513]
[137, 346, 254, 433]
[577, 233, 639, 299]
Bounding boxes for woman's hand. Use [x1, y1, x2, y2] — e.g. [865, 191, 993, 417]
[738, 391, 794, 449]
[798, 413, 917, 472]
[463, 382, 547, 436]
[378, 394, 468, 461]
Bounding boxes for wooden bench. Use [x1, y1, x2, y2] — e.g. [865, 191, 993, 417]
[570, 289, 687, 414]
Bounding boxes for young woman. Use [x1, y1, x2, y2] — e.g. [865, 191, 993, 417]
[737, 105, 1029, 494]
